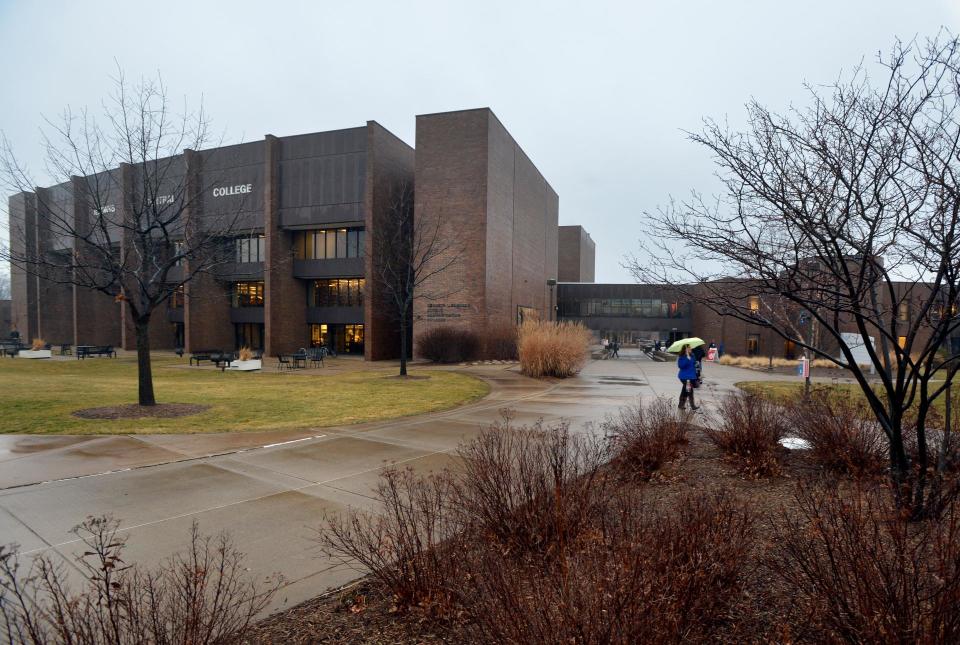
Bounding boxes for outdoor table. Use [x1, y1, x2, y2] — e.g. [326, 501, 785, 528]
[292, 353, 307, 369]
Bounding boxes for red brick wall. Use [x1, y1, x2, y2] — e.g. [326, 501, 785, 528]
[7, 192, 38, 339]
[413, 109, 559, 355]
[412, 110, 490, 352]
[264, 135, 308, 356]
[365, 121, 416, 360]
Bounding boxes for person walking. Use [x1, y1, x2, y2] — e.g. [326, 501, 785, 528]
[611, 340, 620, 358]
[677, 344, 700, 410]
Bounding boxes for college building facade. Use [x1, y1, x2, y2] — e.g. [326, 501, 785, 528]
[6, 108, 567, 360]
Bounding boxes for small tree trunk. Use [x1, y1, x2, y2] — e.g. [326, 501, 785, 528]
[399, 317, 408, 377]
[135, 316, 156, 406]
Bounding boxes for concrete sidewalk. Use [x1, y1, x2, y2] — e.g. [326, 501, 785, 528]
[0, 358, 788, 617]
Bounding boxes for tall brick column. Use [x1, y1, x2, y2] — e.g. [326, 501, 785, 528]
[72, 175, 123, 346]
[264, 134, 306, 357]
[8, 192, 39, 340]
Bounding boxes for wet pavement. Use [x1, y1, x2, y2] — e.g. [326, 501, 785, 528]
[0, 357, 791, 616]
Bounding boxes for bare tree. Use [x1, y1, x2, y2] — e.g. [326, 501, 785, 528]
[0, 271, 9, 300]
[1, 71, 244, 406]
[373, 183, 464, 376]
[630, 34, 960, 518]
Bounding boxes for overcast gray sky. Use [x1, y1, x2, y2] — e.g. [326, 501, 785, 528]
[1, 0, 957, 283]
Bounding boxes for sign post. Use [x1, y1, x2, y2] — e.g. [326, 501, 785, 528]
[798, 356, 810, 397]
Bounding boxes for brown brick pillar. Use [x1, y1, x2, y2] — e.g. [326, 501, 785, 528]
[119, 163, 137, 351]
[8, 192, 39, 340]
[264, 134, 306, 357]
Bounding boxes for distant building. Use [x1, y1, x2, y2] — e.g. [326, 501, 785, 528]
[558, 225, 595, 283]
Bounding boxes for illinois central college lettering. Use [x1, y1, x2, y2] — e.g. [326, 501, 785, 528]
[212, 183, 253, 198]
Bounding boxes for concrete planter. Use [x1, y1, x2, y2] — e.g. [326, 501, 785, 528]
[226, 359, 261, 372]
[19, 349, 52, 359]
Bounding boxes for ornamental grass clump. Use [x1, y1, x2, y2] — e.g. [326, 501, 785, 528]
[237, 346, 254, 361]
[517, 320, 590, 378]
[30, 338, 46, 351]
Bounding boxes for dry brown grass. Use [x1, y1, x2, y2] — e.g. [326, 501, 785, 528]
[517, 320, 590, 378]
[718, 355, 838, 369]
[237, 346, 254, 361]
[30, 338, 46, 351]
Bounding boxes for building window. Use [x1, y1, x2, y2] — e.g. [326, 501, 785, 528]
[556, 297, 689, 319]
[309, 279, 364, 307]
[234, 235, 265, 263]
[235, 323, 264, 350]
[294, 228, 365, 260]
[309, 323, 364, 354]
[173, 241, 185, 266]
[898, 301, 909, 322]
[170, 285, 184, 309]
[746, 333, 761, 356]
[232, 281, 264, 307]
[748, 296, 760, 313]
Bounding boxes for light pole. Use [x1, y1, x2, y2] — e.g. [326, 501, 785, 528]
[547, 278, 557, 322]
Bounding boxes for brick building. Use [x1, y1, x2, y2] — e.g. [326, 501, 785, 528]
[558, 225, 595, 283]
[7, 108, 572, 360]
[559, 278, 937, 358]
[412, 108, 560, 345]
[8, 122, 415, 359]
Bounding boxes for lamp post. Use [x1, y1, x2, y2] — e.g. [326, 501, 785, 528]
[547, 278, 557, 322]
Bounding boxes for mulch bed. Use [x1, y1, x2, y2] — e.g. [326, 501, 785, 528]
[72, 403, 211, 420]
[246, 427, 821, 644]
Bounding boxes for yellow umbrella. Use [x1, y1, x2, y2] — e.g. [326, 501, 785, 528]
[666, 337, 705, 353]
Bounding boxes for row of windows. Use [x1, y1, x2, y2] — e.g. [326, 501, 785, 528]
[293, 228, 365, 260]
[235, 236, 266, 263]
[310, 279, 365, 308]
[230, 280, 365, 308]
[310, 323, 365, 354]
[233, 281, 264, 307]
[558, 298, 689, 319]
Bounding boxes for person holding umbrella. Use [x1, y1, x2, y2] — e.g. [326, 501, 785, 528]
[667, 337, 705, 410]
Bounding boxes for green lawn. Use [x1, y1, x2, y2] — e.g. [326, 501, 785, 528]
[0, 356, 489, 435]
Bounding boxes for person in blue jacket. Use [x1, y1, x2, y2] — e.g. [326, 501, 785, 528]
[677, 344, 700, 410]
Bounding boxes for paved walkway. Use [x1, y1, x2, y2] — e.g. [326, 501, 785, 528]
[0, 358, 790, 616]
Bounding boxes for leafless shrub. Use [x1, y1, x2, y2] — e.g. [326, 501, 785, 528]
[604, 396, 689, 480]
[315, 467, 464, 616]
[455, 414, 612, 557]
[484, 324, 518, 361]
[788, 391, 888, 478]
[0, 516, 279, 644]
[461, 490, 754, 643]
[773, 481, 960, 643]
[517, 320, 590, 378]
[705, 389, 787, 477]
[415, 327, 481, 363]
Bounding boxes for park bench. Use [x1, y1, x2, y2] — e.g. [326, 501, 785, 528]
[189, 350, 221, 366]
[77, 345, 116, 359]
[212, 352, 235, 370]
